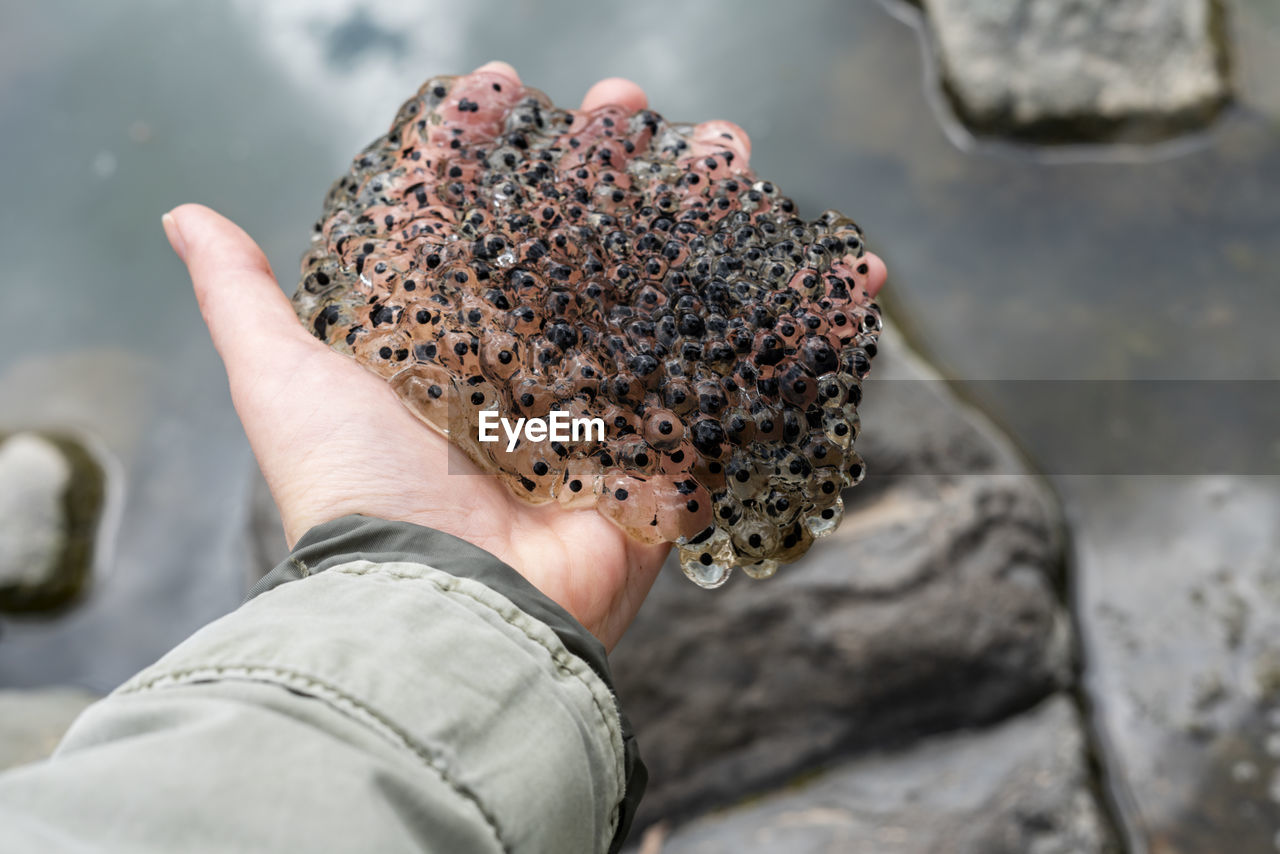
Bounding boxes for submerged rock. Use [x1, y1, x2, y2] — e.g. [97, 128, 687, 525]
[1069, 476, 1280, 850]
[0, 436, 70, 589]
[918, 0, 1232, 143]
[292, 68, 884, 584]
[0, 432, 103, 612]
[646, 696, 1115, 854]
[610, 320, 1074, 824]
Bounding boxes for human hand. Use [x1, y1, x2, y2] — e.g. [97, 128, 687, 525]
[163, 61, 887, 651]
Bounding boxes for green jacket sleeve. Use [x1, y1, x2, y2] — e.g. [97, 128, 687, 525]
[0, 515, 646, 853]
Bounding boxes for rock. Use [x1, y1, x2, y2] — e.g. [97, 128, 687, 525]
[0, 432, 104, 612]
[644, 696, 1115, 854]
[0, 687, 99, 771]
[918, 0, 1231, 142]
[610, 320, 1074, 824]
[1068, 475, 1280, 850]
[0, 435, 71, 587]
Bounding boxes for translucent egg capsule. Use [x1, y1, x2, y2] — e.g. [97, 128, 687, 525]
[598, 472, 665, 545]
[723, 450, 762, 501]
[771, 520, 815, 564]
[677, 526, 735, 588]
[614, 435, 660, 475]
[352, 329, 413, 378]
[389, 363, 457, 433]
[653, 475, 714, 542]
[459, 375, 500, 413]
[643, 408, 684, 450]
[804, 495, 844, 539]
[823, 410, 857, 449]
[553, 470, 601, 508]
[810, 466, 845, 503]
[479, 331, 521, 381]
[761, 484, 804, 527]
[842, 452, 867, 487]
[741, 559, 780, 580]
[730, 509, 780, 560]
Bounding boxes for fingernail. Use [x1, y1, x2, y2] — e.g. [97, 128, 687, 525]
[161, 212, 187, 263]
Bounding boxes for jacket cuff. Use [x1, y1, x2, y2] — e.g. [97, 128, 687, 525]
[248, 514, 647, 854]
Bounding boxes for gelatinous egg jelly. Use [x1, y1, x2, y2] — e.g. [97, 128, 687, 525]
[292, 70, 882, 587]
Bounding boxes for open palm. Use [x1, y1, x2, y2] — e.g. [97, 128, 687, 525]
[164, 63, 887, 651]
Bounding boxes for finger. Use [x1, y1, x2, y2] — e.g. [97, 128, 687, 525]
[473, 60, 520, 85]
[163, 203, 316, 375]
[691, 120, 751, 166]
[861, 252, 888, 298]
[580, 77, 647, 113]
[818, 250, 888, 305]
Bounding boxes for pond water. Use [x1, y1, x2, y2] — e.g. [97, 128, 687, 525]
[0, 0, 1276, 720]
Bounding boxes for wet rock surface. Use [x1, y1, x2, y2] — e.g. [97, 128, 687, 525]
[0, 432, 104, 612]
[0, 688, 99, 771]
[917, 0, 1232, 142]
[1068, 475, 1280, 851]
[641, 696, 1114, 854]
[0, 435, 71, 591]
[610, 321, 1078, 825]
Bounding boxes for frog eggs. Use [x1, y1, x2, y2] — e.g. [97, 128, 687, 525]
[292, 69, 882, 587]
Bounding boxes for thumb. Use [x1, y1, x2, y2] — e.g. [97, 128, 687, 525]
[163, 203, 317, 380]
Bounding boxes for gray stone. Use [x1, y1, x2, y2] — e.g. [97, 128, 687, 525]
[643, 695, 1115, 854]
[0, 432, 103, 612]
[918, 0, 1231, 142]
[610, 321, 1074, 823]
[0, 688, 99, 771]
[0, 434, 72, 588]
[1067, 475, 1280, 851]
